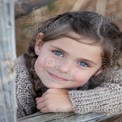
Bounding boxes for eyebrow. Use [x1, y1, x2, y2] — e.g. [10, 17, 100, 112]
[50, 45, 97, 65]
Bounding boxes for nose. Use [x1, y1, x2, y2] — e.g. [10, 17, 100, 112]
[57, 60, 72, 73]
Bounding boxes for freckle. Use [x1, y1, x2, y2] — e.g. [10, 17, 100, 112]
[48, 60, 53, 65]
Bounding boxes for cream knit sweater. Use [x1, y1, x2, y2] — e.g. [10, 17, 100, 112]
[15, 56, 122, 118]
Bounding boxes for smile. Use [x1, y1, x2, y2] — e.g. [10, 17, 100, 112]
[47, 72, 69, 82]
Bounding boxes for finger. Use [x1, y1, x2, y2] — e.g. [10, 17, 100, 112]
[35, 97, 40, 101]
[36, 101, 47, 110]
[40, 106, 47, 113]
[41, 106, 51, 113]
[36, 97, 45, 104]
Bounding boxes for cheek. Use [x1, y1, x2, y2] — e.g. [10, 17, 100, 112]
[73, 71, 94, 86]
[34, 57, 44, 69]
[34, 56, 57, 69]
[34, 58, 42, 76]
[34, 57, 50, 78]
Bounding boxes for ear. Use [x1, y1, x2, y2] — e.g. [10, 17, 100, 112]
[34, 32, 44, 55]
[94, 68, 103, 76]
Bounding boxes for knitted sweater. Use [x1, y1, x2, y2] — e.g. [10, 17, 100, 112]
[15, 56, 122, 118]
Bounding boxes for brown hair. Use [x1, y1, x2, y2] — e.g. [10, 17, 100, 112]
[24, 11, 122, 97]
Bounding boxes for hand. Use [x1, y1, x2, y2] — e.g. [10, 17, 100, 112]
[36, 88, 73, 113]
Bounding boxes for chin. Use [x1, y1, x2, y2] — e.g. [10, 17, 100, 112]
[46, 85, 64, 89]
[43, 83, 66, 89]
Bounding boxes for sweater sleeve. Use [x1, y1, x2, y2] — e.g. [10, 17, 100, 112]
[16, 76, 37, 118]
[15, 56, 37, 119]
[68, 68, 122, 115]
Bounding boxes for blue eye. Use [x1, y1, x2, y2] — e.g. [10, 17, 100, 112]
[78, 61, 89, 67]
[52, 50, 63, 57]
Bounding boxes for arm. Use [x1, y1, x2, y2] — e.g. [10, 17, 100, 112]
[16, 77, 37, 118]
[15, 56, 37, 118]
[68, 68, 122, 115]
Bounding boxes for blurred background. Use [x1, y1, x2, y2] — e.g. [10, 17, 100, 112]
[15, 0, 122, 65]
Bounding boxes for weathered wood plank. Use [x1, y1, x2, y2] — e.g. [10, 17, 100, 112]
[18, 112, 111, 122]
[100, 113, 122, 122]
[18, 112, 122, 122]
[0, 0, 17, 122]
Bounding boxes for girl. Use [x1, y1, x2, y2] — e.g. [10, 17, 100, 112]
[15, 11, 122, 119]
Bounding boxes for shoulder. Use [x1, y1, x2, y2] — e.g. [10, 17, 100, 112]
[15, 55, 32, 91]
[15, 55, 37, 118]
[90, 68, 122, 88]
[109, 68, 122, 83]
[15, 55, 28, 72]
[15, 55, 30, 78]
[15, 56, 34, 104]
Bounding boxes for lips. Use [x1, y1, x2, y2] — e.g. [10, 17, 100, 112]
[47, 72, 69, 82]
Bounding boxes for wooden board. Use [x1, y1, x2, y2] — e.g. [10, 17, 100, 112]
[18, 112, 110, 122]
[0, 0, 17, 122]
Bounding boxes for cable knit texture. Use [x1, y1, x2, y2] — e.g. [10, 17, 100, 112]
[15, 56, 122, 118]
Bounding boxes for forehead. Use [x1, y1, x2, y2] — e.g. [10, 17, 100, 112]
[51, 36, 102, 54]
[45, 33, 103, 64]
[50, 31, 102, 53]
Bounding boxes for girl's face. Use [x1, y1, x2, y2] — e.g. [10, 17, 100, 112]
[34, 32, 103, 89]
